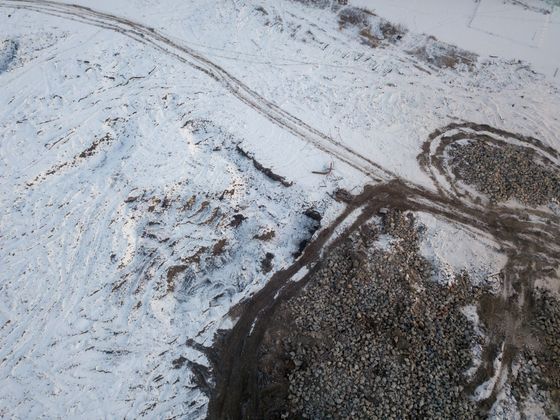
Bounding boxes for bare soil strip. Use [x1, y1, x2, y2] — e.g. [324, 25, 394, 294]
[207, 123, 560, 418]
[207, 183, 560, 417]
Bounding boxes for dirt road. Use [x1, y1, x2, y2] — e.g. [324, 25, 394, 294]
[0, 0, 396, 182]
[207, 124, 560, 418]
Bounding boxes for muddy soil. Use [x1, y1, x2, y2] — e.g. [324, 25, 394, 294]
[207, 123, 560, 419]
[256, 210, 482, 419]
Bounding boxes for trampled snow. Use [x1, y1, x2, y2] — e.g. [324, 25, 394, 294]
[1, 0, 559, 418]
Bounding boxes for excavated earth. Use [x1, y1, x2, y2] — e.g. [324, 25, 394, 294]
[256, 210, 481, 419]
[254, 210, 560, 419]
[448, 141, 560, 206]
[207, 126, 560, 419]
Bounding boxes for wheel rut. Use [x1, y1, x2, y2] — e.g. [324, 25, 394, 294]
[0, 0, 396, 182]
[4, 1, 559, 416]
[206, 124, 560, 418]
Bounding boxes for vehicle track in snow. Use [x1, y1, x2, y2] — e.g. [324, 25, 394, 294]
[207, 125, 560, 418]
[0, 0, 396, 183]
[3, 1, 560, 417]
[207, 185, 560, 419]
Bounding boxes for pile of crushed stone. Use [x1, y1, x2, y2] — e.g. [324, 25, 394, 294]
[256, 210, 483, 419]
[255, 209, 560, 418]
[448, 142, 560, 206]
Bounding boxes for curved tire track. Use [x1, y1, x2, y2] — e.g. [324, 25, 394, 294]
[207, 180, 560, 418]
[4, 1, 560, 416]
[0, 0, 396, 182]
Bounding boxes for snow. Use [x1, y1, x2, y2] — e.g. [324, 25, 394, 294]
[0, 16, 329, 415]
[474, 342, 506, 401]
[0, 0, 559, 417]
[416, 211, 508, 286]
[351, 0, 560, 86]
[461, 305, 485, 380]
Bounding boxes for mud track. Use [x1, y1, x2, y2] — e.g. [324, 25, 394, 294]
[207, 125, 560, 418]
[0, 0, 395, 182]
[419, 121, 560, 207]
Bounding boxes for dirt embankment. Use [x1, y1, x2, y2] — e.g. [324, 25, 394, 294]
[256, 210, 482, 419]
[206, 123, 560, 419]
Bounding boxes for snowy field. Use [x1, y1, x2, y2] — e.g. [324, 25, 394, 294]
[0, 0, 559, 418]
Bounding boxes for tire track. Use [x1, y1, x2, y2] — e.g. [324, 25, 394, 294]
[206, 177, 560, 418]
[0, 0, 396, 182]
[5, 1, 560, 416]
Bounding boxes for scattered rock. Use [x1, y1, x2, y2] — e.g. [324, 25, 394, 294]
[256, 210, 482, 418]
[449, 141, 560, 206]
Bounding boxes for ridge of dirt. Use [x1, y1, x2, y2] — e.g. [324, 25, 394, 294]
[235, 145, 293, 187]
[206, 123, 560, 419]
[256, 210, 482, 419]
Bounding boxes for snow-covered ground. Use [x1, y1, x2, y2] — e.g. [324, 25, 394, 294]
[1, 0, 559, 418]
[352, 0, 560, 85]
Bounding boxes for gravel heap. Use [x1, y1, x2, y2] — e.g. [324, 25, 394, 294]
[511, 290, 560, 417]
[257, 210, 483, 419]
[448, 141, 560, 206]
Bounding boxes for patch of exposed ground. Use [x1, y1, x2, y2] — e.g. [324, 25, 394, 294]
[256, 210, 483, 419]
[254, 228, 276, 241]
[208, 175, 560, 419]
[254, 208, 560, 419]
[449, 142, 560, 206]
[27, 132, 114, 187]
[511, 290, 560, 417]
[236, 145, 293, 187]
[337, 6, 406, 48]
[0, 39, 18, 73]
[291, 0, 333, 8]
[408, 36, 477, 70]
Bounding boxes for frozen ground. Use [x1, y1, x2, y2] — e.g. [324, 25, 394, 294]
[351, 0, 560, 85]
[0, 0, 559, 418]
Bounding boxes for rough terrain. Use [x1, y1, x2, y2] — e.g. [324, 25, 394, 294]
[257, 210, 481, 419]
[253, 205, 560, 419]
[1, 0, 560, 418]
[207, 125, 560, 418]
[449, 141, 560, 206]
